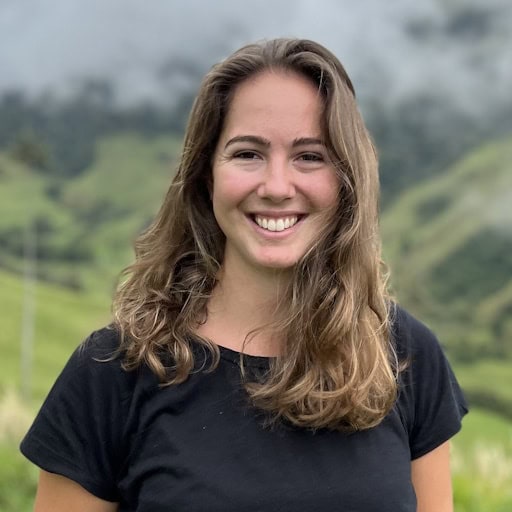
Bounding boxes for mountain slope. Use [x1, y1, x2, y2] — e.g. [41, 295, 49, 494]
[0, 132, 181, 294]
[2, 132, 511, 361]
[381, 135, 512, 360]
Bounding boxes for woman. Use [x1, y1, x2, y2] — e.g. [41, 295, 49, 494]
[21, 38, 467, 511]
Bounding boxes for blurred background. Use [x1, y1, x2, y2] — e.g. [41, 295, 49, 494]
[1, 0, 511, 509]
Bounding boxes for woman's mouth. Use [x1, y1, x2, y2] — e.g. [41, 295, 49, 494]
[251, 215, 304, 232]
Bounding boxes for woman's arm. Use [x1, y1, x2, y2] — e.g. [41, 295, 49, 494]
[34, 470, 118, 512]
[411, 441, 453, 512]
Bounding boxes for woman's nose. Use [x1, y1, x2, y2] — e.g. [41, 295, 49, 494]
[257, 159, 295, 202]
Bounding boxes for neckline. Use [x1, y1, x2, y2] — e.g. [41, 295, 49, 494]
[217, 344, 274, 369]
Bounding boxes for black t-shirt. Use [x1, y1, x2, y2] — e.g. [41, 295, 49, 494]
[20, 306, 467, 511]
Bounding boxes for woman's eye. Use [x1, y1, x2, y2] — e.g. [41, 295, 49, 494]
[299, 153, 323, 162]
[234, 151, 260, 160]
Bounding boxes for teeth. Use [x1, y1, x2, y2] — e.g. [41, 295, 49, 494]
[255, 216, 298, 232]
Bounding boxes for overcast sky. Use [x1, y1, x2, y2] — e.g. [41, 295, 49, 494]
[0, 0, 510, 113]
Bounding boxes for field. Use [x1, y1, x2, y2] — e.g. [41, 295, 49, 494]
[453, 408, 512, 511]
[0, 269, 110, 511]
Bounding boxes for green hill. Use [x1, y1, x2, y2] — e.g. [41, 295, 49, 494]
[2, 131, 512, 512]
[0, 132, 181, 295]
[0, 269, 110, 404]
[59, 132, 182, 292]
[382, 135, 512, 362]
[1, 130, 511, 365]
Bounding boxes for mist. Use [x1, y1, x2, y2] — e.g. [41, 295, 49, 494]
[1, 0, 511, 117]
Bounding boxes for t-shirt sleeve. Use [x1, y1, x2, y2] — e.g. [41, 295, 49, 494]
[20, 328, 131, 502]
[393, 307, 469, 460]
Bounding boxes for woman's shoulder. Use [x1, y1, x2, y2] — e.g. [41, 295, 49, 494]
[54, 325, 147, 400]
[389, 304, 469, 458]
[388, 303, 443, 360]
[78, 325, 123, 360]
[61, 325, 122, 373]
[20, 325, 137, 502]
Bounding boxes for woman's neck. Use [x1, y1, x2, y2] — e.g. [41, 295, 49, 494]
[198, 259, 291, 356]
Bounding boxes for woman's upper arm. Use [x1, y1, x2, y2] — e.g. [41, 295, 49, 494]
[34, 470, 118, 512]
[411, 441, 453, 512]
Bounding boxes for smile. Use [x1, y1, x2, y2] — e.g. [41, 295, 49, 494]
[254, 215, 299, 232]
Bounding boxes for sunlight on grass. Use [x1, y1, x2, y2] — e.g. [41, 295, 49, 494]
[452, 409, 512, 511]
[0, 388, 32, 444]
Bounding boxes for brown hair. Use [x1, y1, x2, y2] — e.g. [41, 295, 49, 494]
[112, 38, 397, 431]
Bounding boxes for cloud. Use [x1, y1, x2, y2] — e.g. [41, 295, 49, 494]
[0, 0, 510, 115]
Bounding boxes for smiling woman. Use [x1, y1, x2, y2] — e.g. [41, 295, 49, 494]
[211, 70, 339, 274]
[20, 38, 467, 512]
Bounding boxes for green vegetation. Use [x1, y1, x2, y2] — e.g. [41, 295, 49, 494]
[381, 136, 512, 363]
[455, 362, 512, 420]
[1, 122, 511, 510]
[0, 389, 38, 512]
[0, 85, 192, 178]
[0, 270, 111, 512]
[0, 270, 110, 403]
[0, 442, 38, 512]
[455, 407, 512, 454]
[0, 132, 180, 292]
[453, 408, 512, 511]
[2, 131, 511, 366]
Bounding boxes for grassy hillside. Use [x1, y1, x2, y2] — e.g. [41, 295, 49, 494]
[452, 408, 512, 511]
[0, 269, 110, 404]
[381, 135, 512, 362]
[60, 132, 182, 292]
[454, 361, 512, 420]
[2, 112, 512, 511]
[0, 132, 180, 295]
[0, 153, 76, 282]
[0, 269, 110, 511]
[2, 131, 512, 399]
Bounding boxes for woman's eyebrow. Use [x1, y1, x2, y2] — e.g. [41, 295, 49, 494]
[224, 135, 271, 150]
[223, 135, 324, 151]
[292, 137, 324, 147]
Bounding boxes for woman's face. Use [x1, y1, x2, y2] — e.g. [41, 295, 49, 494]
[211, 70, 339, 277]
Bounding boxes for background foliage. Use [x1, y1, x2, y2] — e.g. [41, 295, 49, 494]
[1, 2, 511, 506]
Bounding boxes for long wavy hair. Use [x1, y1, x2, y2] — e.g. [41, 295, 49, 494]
[112, 38, 397, 431]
